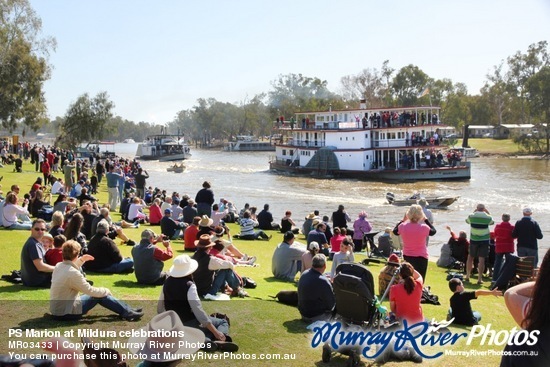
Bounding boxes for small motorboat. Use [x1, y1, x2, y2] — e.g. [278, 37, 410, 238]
[386, 192, 459, 208]
[166, 163, 185, 173]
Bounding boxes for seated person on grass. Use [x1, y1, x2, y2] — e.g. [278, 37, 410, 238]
[45, 234, 65, 267]
[84, 220, 134, 274]
[50, 240, 143, 321]
[447, 278, 502, 326]
[272, 231, 306, 282]
[160, 208, 187, 240]
[298, 254, 335, 323]
[236, 210, 271, 240]
[21, 219, 55, 287]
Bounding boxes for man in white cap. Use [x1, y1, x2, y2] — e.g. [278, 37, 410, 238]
[512, 207, 543, 266]
[158, 255, 239, 353]
[132, 229, 173, 285]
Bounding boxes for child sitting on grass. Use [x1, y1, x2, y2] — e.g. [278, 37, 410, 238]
[45, 234, 66, 266]
[448, 278, 502, 326]
[331, 237, 354, 279]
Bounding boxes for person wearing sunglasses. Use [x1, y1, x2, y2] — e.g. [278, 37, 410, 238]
[21, 219, 55, 287]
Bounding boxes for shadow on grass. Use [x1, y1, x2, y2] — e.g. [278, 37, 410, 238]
[0, 283, 48, 293]
[282, 318, 309, 334]
[263, 276, 298, 287]
[113, 280, 161, 289]
[17, 314, 121, 329]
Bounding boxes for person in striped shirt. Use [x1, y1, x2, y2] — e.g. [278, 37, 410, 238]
[465, 203, 494, 284]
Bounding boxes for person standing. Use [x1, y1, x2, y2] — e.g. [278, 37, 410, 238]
[492, 213, 515, 284]
[331, 205, 351, 231]
[105, 166, 122, 211]
[512, 207, 543, 266]
[465, 203, 494, 284]
[393, 205, 436, 282]
[63, 160, 75, 193]
[195, 181, 215, 218]
[134, 167, 149, 199]
[352, 211, 372, 252]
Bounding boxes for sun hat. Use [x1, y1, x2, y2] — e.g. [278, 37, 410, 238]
[523, 207, 533, 215]
[198, 215, 213, 227]
[213, 226, 225, 236]
[128, 310, 205, 361]
[194, 234, 215, 248]
[309, 241, 320, 250]
[169, 255, 198, 278]
[312, 219, 322, 227]
[306, 213, 316, 219]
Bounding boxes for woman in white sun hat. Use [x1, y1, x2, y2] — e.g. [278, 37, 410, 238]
[158, 255, 239, 353]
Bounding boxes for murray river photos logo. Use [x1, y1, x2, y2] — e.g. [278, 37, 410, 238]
[310, 320, 540, 359]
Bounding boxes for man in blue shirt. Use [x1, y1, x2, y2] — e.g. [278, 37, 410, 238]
[298, 254, 335, 323]
[105, 166, 122, 211]
[512, 207, 543, 266]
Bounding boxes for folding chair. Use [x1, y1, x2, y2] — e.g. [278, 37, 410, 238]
[509, 256, 536, 287]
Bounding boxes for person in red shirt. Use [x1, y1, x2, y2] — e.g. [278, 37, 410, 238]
[41, 160, 51, 185]
[148, 197, 163, 225]
[389, 262, 424, 324]
[492, 213, 515, 284]
[45, 234, 66, 267]
[184, 216, 201, 251]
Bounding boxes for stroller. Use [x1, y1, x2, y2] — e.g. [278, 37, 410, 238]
[362, 231, 386, 259]
[322, 262, 392, 366]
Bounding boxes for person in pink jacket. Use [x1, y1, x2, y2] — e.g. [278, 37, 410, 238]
[393, 205, 436, 282]
[491, 213, 515, 284]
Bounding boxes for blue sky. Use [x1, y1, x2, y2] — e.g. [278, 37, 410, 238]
[31, 0, 550, 124]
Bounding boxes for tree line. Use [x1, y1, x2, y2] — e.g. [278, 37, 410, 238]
[1, 1, 549, 152]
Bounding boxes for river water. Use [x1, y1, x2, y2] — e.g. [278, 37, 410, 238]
[114, 143, 550, 262]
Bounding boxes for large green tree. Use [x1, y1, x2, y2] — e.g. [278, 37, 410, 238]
[268, 73, 342, 118]
[391, 65, 430, 106]
[56, 92, 115, 148]
[0, 0, 55, 132]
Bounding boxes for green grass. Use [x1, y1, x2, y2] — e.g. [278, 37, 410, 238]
[0, 160, 519, 366]
[455, 138, 522, 155]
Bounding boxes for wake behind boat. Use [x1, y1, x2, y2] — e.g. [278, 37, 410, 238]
[136, 133, 191, 161]
[386, 192, 459, 208]
[166, 162, 185, 173]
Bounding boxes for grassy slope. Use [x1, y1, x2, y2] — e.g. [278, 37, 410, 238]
[0, 161, 519, 366]
[455, 138, 521, 155]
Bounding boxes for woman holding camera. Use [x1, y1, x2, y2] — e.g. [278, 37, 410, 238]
[393, 204, 436, 281]
[389, 262, 424, 324]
